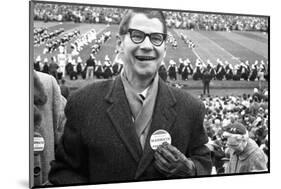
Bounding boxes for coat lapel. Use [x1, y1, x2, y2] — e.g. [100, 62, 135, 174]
[105, 76, 143, 163]
[135, 79, 177, 179]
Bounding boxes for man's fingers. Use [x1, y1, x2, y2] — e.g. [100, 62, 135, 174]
[154, 151, 172, 170]
[157, 145, 179, 163]
[154, 157, 170, 174]
[162, 143, 182, 159]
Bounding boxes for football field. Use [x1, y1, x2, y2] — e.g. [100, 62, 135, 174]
[33, 21, 269, 95]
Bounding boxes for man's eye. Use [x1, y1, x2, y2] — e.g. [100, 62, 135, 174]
[132, 32, 144, 40]
[151, 34, 163, 42]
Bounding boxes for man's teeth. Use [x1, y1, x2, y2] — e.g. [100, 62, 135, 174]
[135, 56, 155, 60]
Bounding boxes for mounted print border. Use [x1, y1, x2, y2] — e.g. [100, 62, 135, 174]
[30, 0, 269, 188]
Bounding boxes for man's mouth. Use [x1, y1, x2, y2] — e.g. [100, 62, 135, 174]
[135, 56, 156, 61]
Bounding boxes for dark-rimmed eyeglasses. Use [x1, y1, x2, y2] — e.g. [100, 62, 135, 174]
[127, 28, 167, 46]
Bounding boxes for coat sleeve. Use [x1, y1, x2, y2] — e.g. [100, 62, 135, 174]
[188, 101, 212, 176]
[249, 150, 268, 172]
[48, 96, 89, 185]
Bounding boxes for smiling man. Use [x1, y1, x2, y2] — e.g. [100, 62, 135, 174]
[49, 9, 211, 185]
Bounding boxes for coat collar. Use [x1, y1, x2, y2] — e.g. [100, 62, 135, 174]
[135, 77, 177, 178]
[238, 138, 259, 160]
[105, 76, 143, 163]
[105, 75, 177, 178]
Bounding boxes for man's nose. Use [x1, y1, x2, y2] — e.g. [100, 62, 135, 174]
[139, 36, 153, 50]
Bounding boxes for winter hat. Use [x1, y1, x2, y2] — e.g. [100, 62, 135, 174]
[223, 122, 247, 135]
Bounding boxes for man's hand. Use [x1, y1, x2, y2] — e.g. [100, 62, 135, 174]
[154, 142, 195, 177]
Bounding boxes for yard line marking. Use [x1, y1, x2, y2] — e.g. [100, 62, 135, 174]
[173, 29, 205, 64]
[192, 49, 205, 64]
[197, 32, 243, 65]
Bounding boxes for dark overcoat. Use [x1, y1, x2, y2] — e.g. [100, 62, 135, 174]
[49, 75, 212, 185]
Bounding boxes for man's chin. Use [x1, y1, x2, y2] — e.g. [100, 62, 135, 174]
[136, 70, 156, 79]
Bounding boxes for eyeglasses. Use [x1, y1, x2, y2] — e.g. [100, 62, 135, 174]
[127, 28, 167, 46]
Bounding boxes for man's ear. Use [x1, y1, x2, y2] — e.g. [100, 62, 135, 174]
[116, 35, 124, 54]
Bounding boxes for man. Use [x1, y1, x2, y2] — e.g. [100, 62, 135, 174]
[34, 56, 41, 72]
[215, 60, 225, 80]
[181, 60, 189, 80]
[49, 9, 211, 185]
[223, 122, 268, 173]
[42, 58, 49, 74]
[49, 57, 59, 81]
[103, 55, 114, 79]
[112, 52, 124, 76]
[167, 60, 177, 80]
[57, 45, 67, 78]
[225, 62, 233, 80]
[158, 61, 168, 82]
[70, 59, 78, 80]
[193, 59, 203, 80]
[94, 60, 103, 79]
[86, 53, 96, 79]
[202, 66, 212, 96]
[33, 71, 66, 187]
[59, 79, 70, 99]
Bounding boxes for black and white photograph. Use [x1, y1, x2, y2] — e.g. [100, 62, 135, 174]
[29, 0, 270, 188]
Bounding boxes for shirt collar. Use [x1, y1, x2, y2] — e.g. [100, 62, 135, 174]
[138, 87, 149, 99]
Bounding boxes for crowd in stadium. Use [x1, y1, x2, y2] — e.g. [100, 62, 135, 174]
[201, 88, 268, 174]
[165, 11, 268, 32]
[34, 3, 124, 24]
[34, 3, 268, 32]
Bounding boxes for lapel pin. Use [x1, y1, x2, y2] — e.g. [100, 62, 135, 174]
[34, 135, 45, 152]
[150, 129, 171, 150]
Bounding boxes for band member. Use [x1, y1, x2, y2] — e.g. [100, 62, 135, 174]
[215, 60, 225, 80]
[193, 59, 203, 80]
[158, 61, 168, 82]
[225, 61, 233, 80]
[167, 60, 177, 80]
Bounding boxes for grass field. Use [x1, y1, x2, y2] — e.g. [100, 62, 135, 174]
[33, 21, 269, 96]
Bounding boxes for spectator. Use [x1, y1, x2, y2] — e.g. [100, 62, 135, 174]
[59, 79, 70, 99]
[223, 122, 268, 173]
[33, 70, 66, 186]
[202, 66, 212, 96]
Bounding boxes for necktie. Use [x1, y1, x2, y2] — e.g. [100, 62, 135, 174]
[139, 94, 145, 102]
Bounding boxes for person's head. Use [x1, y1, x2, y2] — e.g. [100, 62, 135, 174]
[223, 122, 249, 153]
[117, 9, 167, 80]
[61, 79, 66, 85]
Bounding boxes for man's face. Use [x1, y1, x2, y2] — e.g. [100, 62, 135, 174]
[226, 135, 246, 153]
[119, 13, 166, 79]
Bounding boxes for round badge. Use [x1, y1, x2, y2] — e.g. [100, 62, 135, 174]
[150, 129, 171, 150]
[34, 137, 45, 152]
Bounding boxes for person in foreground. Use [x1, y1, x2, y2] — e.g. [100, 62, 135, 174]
[49, 9, 212, 185]
[33, 71, 66, 186]
[223, 122, 268, 173]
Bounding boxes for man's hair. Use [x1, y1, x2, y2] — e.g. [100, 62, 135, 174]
[118, 9, 167, 36]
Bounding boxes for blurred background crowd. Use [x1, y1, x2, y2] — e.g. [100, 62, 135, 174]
[34, 3, 268, 32]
